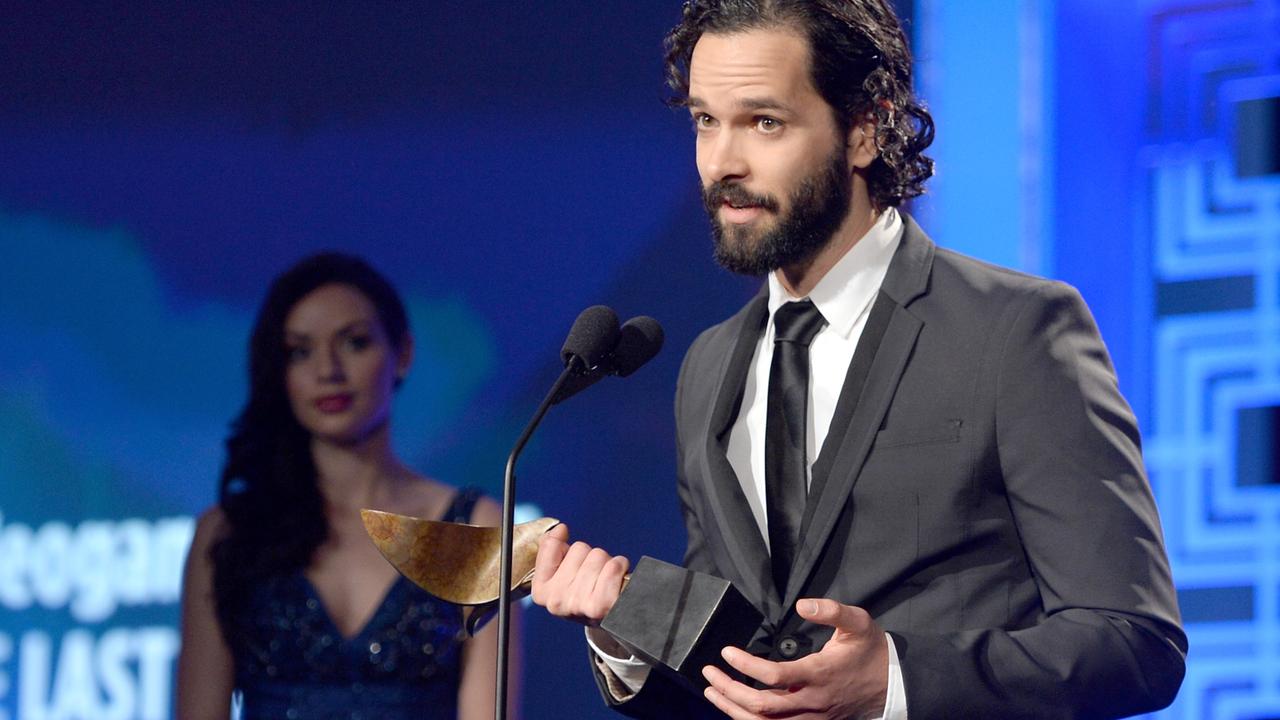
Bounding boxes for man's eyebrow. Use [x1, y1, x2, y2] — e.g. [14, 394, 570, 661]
[683, 96, 793, 113]
[735, 96, 792, 113]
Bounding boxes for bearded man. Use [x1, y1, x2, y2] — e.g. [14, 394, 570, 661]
[531, 2, 1186, 718]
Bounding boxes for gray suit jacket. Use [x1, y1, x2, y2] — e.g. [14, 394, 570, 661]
[598, 216, 1185, 719]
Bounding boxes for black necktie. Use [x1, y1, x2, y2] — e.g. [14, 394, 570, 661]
[765, 299, 826, 597]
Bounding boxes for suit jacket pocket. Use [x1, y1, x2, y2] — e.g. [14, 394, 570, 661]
[874, 418, 963, 449]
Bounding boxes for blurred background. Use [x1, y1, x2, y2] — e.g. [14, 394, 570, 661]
[0, 1, 1276, 718]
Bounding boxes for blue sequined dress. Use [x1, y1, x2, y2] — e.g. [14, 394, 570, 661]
[227, 488, 481, 720]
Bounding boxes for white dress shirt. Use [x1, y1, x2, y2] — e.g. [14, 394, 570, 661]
[590, 208, 908, 719]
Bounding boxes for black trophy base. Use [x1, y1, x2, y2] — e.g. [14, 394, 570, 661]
[599, 556, 764, 692]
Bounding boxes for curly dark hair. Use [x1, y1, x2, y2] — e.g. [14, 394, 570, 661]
[210, 252, 409, 637]
[664, 0, 935, 210]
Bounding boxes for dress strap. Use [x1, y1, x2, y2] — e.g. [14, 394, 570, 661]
[442, 486, 484, 523]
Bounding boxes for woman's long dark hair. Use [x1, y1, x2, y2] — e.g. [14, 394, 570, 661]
[211, 252, 409, 636]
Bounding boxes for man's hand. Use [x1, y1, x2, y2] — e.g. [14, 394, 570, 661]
[530, 524, 630, 627]
[701, 598, 889, 720]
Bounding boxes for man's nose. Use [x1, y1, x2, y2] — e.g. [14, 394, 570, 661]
[704, 130, 748, 183]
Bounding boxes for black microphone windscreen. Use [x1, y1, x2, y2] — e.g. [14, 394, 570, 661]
[612, 316, 664, 377]
[560, 305, 620, 371]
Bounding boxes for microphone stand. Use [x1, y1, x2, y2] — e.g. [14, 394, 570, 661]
[495, 359, 580, 720]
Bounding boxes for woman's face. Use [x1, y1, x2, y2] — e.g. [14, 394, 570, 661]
[282, 283, 410, 445]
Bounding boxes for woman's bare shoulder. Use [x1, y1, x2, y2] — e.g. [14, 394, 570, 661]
[467, 495, 501, 527]
[191, 505, 231, 551]
[401, 474, 498, 526]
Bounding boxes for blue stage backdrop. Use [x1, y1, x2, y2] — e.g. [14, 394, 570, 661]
[0, 2, 1274, 719]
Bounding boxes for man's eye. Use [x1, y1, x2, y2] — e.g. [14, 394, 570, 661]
[692, 114, 715, 130]
[756, 117, 782, 133]
[286, 345, 310, 363]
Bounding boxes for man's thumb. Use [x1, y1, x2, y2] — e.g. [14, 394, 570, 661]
[797, 598, 871, 636]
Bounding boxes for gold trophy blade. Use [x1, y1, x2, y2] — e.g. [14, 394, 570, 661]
[361, 508, 560, 606]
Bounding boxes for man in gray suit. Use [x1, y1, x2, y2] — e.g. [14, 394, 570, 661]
[531, 1, 1186, 718]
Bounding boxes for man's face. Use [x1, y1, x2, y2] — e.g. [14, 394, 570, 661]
[689, 28, 852, 276]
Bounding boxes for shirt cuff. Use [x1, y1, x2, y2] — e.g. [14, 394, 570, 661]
[585, 626, 652, 697]
[879, 632, 907, 720]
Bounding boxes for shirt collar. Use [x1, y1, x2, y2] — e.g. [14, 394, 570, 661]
[767, 207, 903, 339]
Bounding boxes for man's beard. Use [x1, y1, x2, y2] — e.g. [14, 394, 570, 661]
[702, 146, 852, 277]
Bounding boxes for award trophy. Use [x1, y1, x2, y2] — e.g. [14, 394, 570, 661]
[362, 510, 763, 692]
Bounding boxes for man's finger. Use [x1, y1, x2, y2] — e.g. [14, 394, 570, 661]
[560, 548, 621, 622]
[545, 523, 569, 543]
[568, 547, 612, 601]
[702, 683, 768, 720]
[796, 598, 872, 637]
[702, 664, 806, 717]
[554, 541, 593, 586]
[593, 555, 629, 598]
[532, 525, 571, 592]
[719, 646, 799, 689]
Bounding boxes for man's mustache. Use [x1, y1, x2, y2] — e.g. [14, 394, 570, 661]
[702, 182, 781, 213]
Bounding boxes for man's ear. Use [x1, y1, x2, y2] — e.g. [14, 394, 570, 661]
[848, 113, 879, 170]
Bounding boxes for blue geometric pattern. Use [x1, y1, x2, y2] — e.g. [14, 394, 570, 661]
[1142, 1, 1280, 716]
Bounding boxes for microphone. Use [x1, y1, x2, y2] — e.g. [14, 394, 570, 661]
[551, 315, 664, 404]
[560, 305, 620, 372]
[613, 315, 664, 377]
[494, 304, 626, 720]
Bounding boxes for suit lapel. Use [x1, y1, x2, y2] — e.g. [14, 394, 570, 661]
[782, 217, 935, 608]
[701, 291, 780, 615]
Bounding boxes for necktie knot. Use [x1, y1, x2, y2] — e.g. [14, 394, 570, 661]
[773, 300, 826, 347]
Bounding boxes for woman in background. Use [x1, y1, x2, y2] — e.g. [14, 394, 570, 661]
[177, 252, 517, 719]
